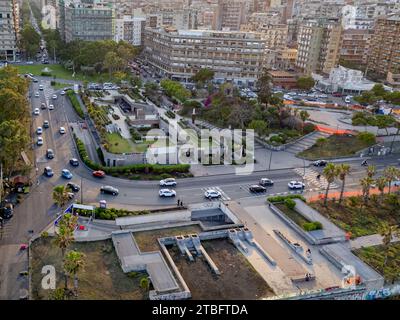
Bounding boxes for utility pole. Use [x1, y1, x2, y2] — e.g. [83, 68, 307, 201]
[0, 163, 3, 205]
[80, 177, 83, 204]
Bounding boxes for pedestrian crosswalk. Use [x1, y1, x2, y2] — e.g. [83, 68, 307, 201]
[293, 168, 339, 191]
[201, 186, 231, 201]
[0, 220, 13, 240]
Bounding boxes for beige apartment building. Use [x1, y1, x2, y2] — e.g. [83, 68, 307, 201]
[0, 0, 18, 61]
[340, 29, 372, 66]
[143, 28, 267, 87]
[296, 19, 342, 75]
[213, 0, 245, 31]
[367, 14, 400, 79]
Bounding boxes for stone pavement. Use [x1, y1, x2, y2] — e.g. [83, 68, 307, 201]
[350, 233, 400, 250]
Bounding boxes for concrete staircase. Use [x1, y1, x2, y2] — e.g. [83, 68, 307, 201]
[286, 131, 331, 154]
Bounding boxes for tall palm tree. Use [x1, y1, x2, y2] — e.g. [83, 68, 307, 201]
[360, 176, 374, 204]
[375, 176, 387, 202]
[378, 222, 400, 268]
[322, 163, 339, 206]
[366, 165, 376, 178]
[53, 214, 78, 290]
[337, 163, 351, 204]
[383, 166, 399, 194]
[64, 250, 86, 297]
[52, 185, 70, 211]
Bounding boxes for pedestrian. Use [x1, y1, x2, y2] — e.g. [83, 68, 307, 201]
[177, 199, 180, 206]
[180, 200, 183, 207]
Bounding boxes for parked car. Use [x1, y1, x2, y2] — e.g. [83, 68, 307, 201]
[92, 170, 105, 178]
[332, 92, 342, 97]
[288, 181, 305, 190]
[37, 137, 43, 146]
[249, 185, 267, 193]
[33, 108, 40, 115]
[159, 189, 176, 197]
[43, 120, 49, 128]
[61, 169, 73, 179]
[0, 203, 14, 219]
[43, 166, 54, 177]
[100, 186, 119, 196]
[313, 160, 328, 167]
[69, 158, 79, 166]
[46, 149, 54, 159]
[36, 127, 43, 135]
[59, 127, 66, 134]
[67, 182, 80, 192]
[159, 178, 177, 187]
[204, 189, 221, 199]
[259, 178, 274, 186]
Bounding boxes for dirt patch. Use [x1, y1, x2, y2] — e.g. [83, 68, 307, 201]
[30, 237, 147, 300]
[169, 239, 274, 300]
[134, 225, 202, 252]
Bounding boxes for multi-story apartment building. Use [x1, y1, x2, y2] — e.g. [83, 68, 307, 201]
[143, 28, 267, 87]
[296, 19, 342, 75]
[367, 14, 400, 79]
[114, 15, 146, 46]
[214, 0, 245, 31]
[145, 9, 197, 30]
[63, 3, 114, 42]
[339, 29, 372, 66]
[0, 0, 18, 61]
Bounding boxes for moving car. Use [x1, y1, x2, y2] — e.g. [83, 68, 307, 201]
[43, 120, 49, 129]
[52, 94, 57, 100]
[288, 181, 305, 190]
[249, 185, 267, 193]
[36, 127, 43, 134]
[41, 102, 46, 109]
[43, 166, 53, 177]
[59, 127, 66, 134]
[39, 85, 44, 91]
[60, 90, 66, 96]
[159, 189, 176, 197]
[46, 149, 54, 159]
[92, 170, 106, 178]
[32, 78, 38, 83]
[259, 178, 274, 186]
[69, 158, 79, 166]
[204, 189, 221, 199]
[100, 186, 119, 196]
[61, 169, 73, 179]
[34, 92, 39, 98]
[313, 160, 328, 167]
[37, 137, 43, 146]
[67, 182, 80, 192]
[159, 178, 177, 187]
[33, 108, 40, 115]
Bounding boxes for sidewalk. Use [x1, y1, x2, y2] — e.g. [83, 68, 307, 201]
[350, 234, 400, 249]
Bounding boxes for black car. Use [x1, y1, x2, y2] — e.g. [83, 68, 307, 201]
[46, 149, 54, 159]
[69, 158, 79, 166]
[313, 160, 328, 167]
[249, 185, 267, 193]
[0, 203, 14, 219]
[67, 182, 80, 192]
[100, 186, 119, 196]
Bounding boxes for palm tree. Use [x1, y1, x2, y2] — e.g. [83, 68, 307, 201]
[360, 176, 374, 204]
[383, 166, 399, 194]
[299, 110, 310, 133]
[53, 214, 78, 290]
[366, 165, 376, 178]
[53, 185, 70, 211]
[64, 250, 86, 297]
[378, 222, 400, 269]
[322, 163, 339, 206]
[337, 164, 351, 204]
[375, 176, 387, 202]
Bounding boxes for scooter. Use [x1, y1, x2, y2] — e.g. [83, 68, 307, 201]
[361, 160, 368, 166]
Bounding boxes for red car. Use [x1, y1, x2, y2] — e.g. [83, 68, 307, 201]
[92, 170, 105, 178]
[332, 92, 342, 97]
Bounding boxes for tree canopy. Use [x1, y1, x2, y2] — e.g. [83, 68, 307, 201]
[296, 77, 315, 90]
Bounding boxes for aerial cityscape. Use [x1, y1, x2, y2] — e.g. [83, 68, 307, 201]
[1, 0, 400, 304]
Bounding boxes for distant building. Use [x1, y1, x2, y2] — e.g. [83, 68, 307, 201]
[268, 70, 298, 89]
[144, 28, 267, 87]
[214, 0, 245, 31]
[340, 29, 372, 66]
[114, 16, 146, 46]
[0, 0, 18, 61]
[296, 19, 342, 75]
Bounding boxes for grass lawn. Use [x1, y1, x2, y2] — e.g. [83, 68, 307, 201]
[16, 64, 110, 83]
[105, 132, 135, 154]
[30, 238, 148, 300]
[310, 194, 400, 238]
[298, 134, 374, 160]
[354, 243, 400, 283]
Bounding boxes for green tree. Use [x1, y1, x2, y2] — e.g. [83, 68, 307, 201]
[52, 185, 70, 210]
[63, 250, 86, 296]
[256, 72, 273, 106]
[378, 222, 400, 269]
[140, 276, 150, 290]
[376, 176, 387, 202]
[19, 24, 41, 59]
[191, 68, 215, 87]
[103, 51, 125, 79]
[337, 163, 351, 204]
[296, 76, 315, 91]
[322, 163, 339, 206]
[366, 165, 376, 178]
[360, 176, 374, 204]
[383, 166, 400, 194]
[299, 110, 310, 133]
[248, 119, 268, 137]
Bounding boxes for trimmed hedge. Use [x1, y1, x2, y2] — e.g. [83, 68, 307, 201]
[303, 221, 323, 231]
[73, 134, 190, 176]
[267, 194, 306, 203]
[284, 198, 296, 210]
[67, 91, 84, 118]
[76, 207, 150, 220]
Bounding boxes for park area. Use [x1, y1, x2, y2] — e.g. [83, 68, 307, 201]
[30, 237, 148, 300]
[310, 194, 400, 238]
[298, 133, 375, 160]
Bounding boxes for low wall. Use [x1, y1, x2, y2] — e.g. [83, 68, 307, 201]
[115, 210, 192, 226]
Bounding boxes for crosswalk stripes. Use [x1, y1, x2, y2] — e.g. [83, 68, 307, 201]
[293, 168, 339, 190]
[201, 186, 231, 201]
[0, 221, 13, 240]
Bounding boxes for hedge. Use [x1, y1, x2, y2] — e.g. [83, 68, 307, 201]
[267, 195, 306, 203]
[75, 207, 150, 220]
[67, 91, 84, 118]
[303, 221, 323, 231]
[73, 134, 190, 176]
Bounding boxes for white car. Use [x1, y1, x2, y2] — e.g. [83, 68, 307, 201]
[288, 181, 305, 190]
[34, 92, 40, 98]
[204, 189, 221, 199]
[60, 90, 66, 96]
[33, 108, 40, 115]
[159, 178, 177, 187]
[48, 104, 54, 110]
[59, 127, 66, 134]
[39, 85, 44, 91]
[37, 137, 43, 146]
[52, 94, 57, 100]
[159, 189, 176, 197]
[36, 126, 43, 134]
